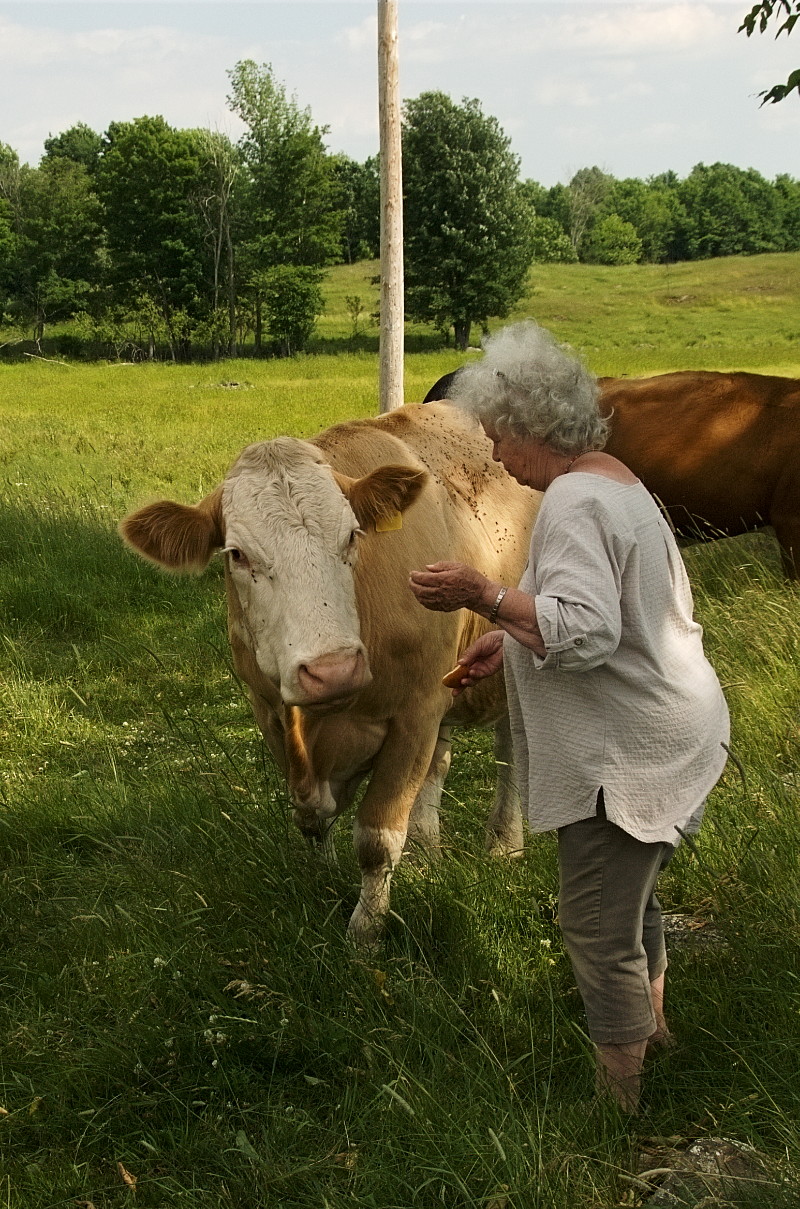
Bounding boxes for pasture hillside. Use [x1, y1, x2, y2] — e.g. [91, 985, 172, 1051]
[320, 251, 800, 380]
[0, 267, 799, 1207]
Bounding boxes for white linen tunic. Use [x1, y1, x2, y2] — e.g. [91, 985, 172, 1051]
[503, 473, 729, 846]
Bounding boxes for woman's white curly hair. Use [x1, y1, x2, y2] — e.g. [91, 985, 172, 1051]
[451, 320, 607, 455]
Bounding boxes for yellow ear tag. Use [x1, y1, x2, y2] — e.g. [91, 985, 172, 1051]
[375, 511, 403, 533]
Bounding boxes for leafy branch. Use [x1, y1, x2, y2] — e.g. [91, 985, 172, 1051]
[740, 1, 800, 103]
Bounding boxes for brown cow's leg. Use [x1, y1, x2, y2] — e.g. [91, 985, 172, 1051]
[349, 715, 442, 946]
[770, 469, 800, 580]
[406, 726, 452, 856]
[486, 714, 524, 856]
[773, 520, 800, 579]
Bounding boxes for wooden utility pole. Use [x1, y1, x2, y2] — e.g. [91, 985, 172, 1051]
[377, 0, 403, 411]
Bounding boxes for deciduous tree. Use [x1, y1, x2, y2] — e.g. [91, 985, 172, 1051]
[227, 60, 342, 269]
[1, 150, 102, 344]
[97, 116, 209, 355]
[331, 153, 380, 262]
[402, 91, 535, 351]
[43, 123, 102, 174]
[677, 162, 784, 258]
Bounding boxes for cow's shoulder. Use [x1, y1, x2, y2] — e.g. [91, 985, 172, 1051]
[601, 370, 800, 415]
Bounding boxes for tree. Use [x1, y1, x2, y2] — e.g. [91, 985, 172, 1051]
[677, 162, 784, 258]
[774, 173, 800, 248]
[97, 116, 209, 355]
[226, 60, 342, 269]
[600, 177, 685, 263]
[540, 182, 573, 234]
[193, 129, 242, 356]
[0, 144, 21, 314]
[567, 166, 615, 256]
[740, 1, 800, 102]
[331, 153, 380, 262]
[43, 123, 102, 174]
[402, 91, 535, 351]
[1, 152, 102, 344]
[530, 216, 578, 263]
[517, 179, 576, 261]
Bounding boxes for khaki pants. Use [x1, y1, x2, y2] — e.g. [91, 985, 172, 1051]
[557, 791, 671, 1046]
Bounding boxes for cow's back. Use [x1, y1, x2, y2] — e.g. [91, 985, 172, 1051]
[599, 371, 800, 535]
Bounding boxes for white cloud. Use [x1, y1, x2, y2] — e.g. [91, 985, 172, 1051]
[534, 73, 652, 109]
[0, 17, 242, 161]
[534, 78, 598, 109]
[337, 15, 377, 52]
[557, 4, 726, 55]
[0, 18, 219, 66]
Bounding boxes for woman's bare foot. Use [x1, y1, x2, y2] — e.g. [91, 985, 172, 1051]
[645, 1026, 677, 1057]
[645, 972, 675, 1056]
[595, 1039, 648, 1112]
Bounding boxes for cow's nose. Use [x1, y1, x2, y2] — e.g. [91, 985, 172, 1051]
[297, 648, 371, 702]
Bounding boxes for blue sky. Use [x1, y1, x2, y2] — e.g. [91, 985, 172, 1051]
[1, 1, 798, 186]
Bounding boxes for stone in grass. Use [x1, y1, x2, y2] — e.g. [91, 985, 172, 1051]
[662, 913, 727, 953]
[636, 1136, 779, 1206]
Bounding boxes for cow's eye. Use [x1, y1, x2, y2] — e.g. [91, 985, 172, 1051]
[225, 547, 247, 566]
[349, 527, 364, 546]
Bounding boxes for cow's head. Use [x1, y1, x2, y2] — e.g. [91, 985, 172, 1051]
[120, 438, 426, 707]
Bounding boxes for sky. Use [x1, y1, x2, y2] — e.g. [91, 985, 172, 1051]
[1, 1, 798, 187]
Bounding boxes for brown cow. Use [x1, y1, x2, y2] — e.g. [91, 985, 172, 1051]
[599, 371, 800, 577]
[120, 403, 540, 944]
[425, 367, 800, 576]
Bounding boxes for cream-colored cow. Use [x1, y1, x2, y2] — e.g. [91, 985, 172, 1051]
[120, 403, 540, 943]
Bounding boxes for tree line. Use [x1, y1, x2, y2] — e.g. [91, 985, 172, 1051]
[1, 61, 798, 360]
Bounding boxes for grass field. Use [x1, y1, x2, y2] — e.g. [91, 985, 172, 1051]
[0, 255, 799, 1207]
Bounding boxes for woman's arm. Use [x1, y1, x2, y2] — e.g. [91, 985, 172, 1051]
[408, 561, 546, 657]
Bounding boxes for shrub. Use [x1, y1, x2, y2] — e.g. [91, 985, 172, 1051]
[584, 214, 642, 265]
[261, 265, 324, 356]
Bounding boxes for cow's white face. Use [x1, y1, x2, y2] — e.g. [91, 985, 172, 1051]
[222, 439, 371, 707]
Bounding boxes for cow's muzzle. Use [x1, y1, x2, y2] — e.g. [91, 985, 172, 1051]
[289, 648, 371, 706]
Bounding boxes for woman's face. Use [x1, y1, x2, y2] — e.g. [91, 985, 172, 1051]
[482, 423, 562, 490]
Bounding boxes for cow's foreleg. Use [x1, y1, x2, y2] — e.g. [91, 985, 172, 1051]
[485, 714, 524, 857]
[293, 772, 366, 865]
[349, 717, 441, 946]
[405, 725, 452, 856]
[293, 783, 340, 861]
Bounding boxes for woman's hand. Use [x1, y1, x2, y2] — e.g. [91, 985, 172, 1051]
[408, 561, 490, 613]
[445, 630, 505, 695]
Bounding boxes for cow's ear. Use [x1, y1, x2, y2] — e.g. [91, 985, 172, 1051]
[119, 488, 223, 573]
[336, 465, 427, 530]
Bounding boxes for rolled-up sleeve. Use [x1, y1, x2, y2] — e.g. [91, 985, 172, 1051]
[530, 496, 630, 673]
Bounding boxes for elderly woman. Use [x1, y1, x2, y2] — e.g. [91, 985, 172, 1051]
[409, 321, 729, 1112]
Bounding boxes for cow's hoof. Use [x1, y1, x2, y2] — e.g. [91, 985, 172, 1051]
[485, 833, 525, 859]
[347, 904, 385, 950]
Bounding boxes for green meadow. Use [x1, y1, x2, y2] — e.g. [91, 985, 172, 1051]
[0, 254, 799, 1207]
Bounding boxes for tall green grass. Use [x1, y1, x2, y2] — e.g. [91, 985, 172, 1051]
[1, 257, 799, 1206]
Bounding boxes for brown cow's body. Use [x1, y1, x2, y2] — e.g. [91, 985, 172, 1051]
[599, 370, 800, 575]
[424, 366, 800, 576]
[121, 403, 540, 942]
